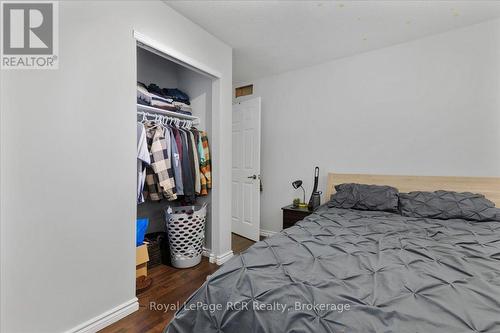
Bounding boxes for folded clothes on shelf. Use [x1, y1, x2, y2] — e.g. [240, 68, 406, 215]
[173, 101, 190, 108]
[147, 84, 177, 111]
[173, 101, 192, 115]
[151, 99, 177, 111]
[137, 82, 193, 115]
[162, 88, 190, 105]
[137, 82, 152, 105]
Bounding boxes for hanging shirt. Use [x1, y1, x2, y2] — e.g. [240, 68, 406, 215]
[200, 131, 212, 190]
[172, 128, 183, 163]
[137, 123, 150, 203]
[150, 126, 177, 201]
[168, 127, 183, 195]
[193, 129, 207, 196]
[144, 166, 163, 201]
[195, 130, 205, 166]
[179, 129, 195, 203]
[194, 130, 208, 196]
[188, 130, 201, 195]
[143, 123, 163, 201]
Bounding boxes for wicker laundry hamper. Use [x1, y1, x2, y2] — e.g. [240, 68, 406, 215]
[164, 204, 207, 268]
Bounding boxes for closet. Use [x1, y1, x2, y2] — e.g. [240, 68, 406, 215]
[135, 39, 214, 284]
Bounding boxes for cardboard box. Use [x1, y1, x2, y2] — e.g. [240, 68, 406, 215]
[136, 243, 149, 278]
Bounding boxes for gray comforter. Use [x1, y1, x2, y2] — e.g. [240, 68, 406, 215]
[165, 205, 500, 333]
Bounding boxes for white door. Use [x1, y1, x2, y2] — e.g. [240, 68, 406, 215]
[232, 97, 261, 241]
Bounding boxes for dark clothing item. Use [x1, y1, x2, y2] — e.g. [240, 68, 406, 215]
[179, 130, 195, 203]
[147, 84, 168, 97]
[162, 88, 190, 105]
[185, 130, 197, 191]
[172, 128, 183, 164]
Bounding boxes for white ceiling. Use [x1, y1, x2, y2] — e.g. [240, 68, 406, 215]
[166, 1, 500, 83]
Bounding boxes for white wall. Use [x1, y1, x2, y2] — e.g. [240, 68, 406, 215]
[0, 1, 232, 332]
[238, 18, 500, 233]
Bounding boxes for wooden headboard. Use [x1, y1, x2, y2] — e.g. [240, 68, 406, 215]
[326, 173, 500, 206]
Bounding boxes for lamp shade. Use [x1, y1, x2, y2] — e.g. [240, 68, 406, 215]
[292, 180, 303, 189]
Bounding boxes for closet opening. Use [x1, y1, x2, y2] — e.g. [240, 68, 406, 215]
[134, 32, 221, 295]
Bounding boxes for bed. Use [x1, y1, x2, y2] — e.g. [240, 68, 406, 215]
[165, 173, 500, 333]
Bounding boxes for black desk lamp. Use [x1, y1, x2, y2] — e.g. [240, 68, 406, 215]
[292, 180, 308, 208]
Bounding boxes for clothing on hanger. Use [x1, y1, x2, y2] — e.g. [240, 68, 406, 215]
[142, 121, 176, 201]
[167, 126, 183, 195]
[179, 129, 195, 203]
[149, 126, 177, 201]
[194, 130, 207, 196]
[137, 112, 212, 204]
[189, 130, 201, 195]
[137, 122, 150, 203]
[143, 122, 163, 201]
[144, 167, 163, 201]
[200, 131, 212, 191]
[172, 127, 183, 163]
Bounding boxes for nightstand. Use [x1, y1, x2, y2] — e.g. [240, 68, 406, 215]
[282, 205, 313, 230]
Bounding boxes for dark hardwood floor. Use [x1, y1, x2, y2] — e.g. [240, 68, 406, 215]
[100, 233, 255, 333]
[231, 232, 257, 253]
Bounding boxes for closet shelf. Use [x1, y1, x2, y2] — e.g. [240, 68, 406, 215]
[137, 104, 200, 123]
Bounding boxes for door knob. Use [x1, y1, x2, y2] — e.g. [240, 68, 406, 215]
[247, 175, 257, 179]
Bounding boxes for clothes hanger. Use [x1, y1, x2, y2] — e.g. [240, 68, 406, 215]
[148, 114, 161, 130]
[138, 112, 146, 124]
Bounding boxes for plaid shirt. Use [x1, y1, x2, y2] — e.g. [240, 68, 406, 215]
[144, 124, 177, 201]
[200, 131, 212, 195]
[144, 166, 163, 201]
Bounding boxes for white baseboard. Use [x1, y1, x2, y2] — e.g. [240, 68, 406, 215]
[65, 298, 139, 333]
[260, 228, 278, 238]
[214, 250, 234, 265]
[203, 248, 233, 265]
[202, 247, 216, 263]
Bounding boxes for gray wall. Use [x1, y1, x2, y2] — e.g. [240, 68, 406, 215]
[0, 1, 232, 332]
[236, 18, 500, 234]
[137, 47, 179, 88]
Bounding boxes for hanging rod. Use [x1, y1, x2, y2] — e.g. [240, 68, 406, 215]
[137, 111, 198, 128]
[137, 104, 200, 124]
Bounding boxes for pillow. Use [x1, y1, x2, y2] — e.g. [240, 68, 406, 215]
[399, 190, 500, 222]
[328, 183, 399, 212]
